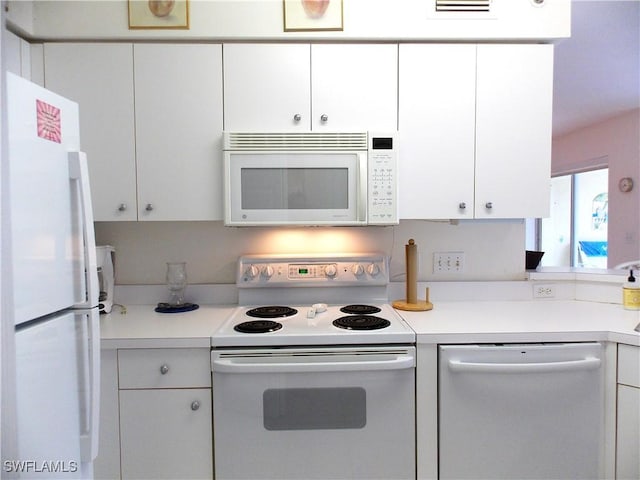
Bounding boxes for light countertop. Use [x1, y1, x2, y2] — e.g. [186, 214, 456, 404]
[100, 305, 235, 349]
[100, 300, 640, 349]
[396, 300, 640, 346]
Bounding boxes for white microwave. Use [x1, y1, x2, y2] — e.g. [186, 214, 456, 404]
[223, 132, 398, 226]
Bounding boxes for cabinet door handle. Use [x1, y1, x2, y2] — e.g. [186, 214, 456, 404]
[320, 114, 328, 122]
[145, 203, 154, 212]
[159, 364, 169, 375]
[458, 202, 466, 210]
[485, 202, 493, 210]
[293, 114, 302, 122]
[191, 401, 200, 411]
[118, 203, 127, 212]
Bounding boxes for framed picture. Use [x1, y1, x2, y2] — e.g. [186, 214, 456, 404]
[128, 0, 190, 30]
[283, 0, 343, 32]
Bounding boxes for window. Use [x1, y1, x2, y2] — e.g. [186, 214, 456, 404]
[537, 168, 608, 268]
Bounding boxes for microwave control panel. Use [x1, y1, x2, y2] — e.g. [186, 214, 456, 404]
[368, 133, 398, 225]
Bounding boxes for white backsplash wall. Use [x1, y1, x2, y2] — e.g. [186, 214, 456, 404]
[95, 219, 526, 285]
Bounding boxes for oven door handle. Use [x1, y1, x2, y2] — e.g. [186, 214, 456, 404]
[212, 355, 415, 373]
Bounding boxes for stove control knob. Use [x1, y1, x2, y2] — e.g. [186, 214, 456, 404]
[367, 263, 380, 276]
[245, 264, 260, 279]
[324, 264, 338, 278]
[352, 264, 364, 276]
[261, 265, 274, 278]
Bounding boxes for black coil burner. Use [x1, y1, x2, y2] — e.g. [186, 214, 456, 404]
[340, 304, 382, 315]
[246, 306, 298, 318]
[332, 315, 391, 331]
[234, 320, 283, 334]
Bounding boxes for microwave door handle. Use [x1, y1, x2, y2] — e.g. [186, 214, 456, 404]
[358, 154, 368, 222]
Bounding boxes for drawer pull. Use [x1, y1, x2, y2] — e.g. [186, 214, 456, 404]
[160, 364, 170, 375]
[191, 401, 200, 411]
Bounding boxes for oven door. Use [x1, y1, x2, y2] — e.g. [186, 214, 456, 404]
[211, 346, 416, 480]
[224, 151, 367, 226]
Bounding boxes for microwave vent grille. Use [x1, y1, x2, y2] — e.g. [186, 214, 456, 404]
[435, 0, 491, 12]
[224, 132, 368, 151]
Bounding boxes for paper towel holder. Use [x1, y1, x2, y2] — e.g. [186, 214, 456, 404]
[392, 239, 434, 312]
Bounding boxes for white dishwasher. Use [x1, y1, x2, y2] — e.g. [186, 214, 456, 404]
[439, 342, 605, 480]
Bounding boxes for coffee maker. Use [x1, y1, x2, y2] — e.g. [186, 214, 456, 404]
[96, 245, 115, 313]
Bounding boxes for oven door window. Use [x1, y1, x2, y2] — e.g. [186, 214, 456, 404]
[263, 387, 366, 430]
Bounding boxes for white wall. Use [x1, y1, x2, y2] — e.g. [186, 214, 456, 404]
[7, 0, 570, 41]
[95, 219, 527, 285]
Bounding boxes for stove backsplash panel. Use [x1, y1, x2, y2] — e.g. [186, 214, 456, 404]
[94, 219, 526, 285]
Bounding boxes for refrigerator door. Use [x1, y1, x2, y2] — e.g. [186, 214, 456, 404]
[13, 310, 99, 478]
[6, 73, 88, 325]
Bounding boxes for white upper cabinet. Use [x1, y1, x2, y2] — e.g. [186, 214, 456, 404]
[398, 44, 477, 219]
[44, 43, 224, 222]
[399, 43, 553, 219]
[475, 44, 553, 219]
[223, 43, 398, 132]
[223, 44, 311, 131]
[44, 43, 137, 221]
[134, 44, 224, 221]
[311, 44, 398, 131]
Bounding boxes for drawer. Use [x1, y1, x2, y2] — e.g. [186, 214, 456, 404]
[118, 348, 211, 389]
[618, 344, 640, 388]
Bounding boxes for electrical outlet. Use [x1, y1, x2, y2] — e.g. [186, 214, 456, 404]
[433, 252, 465, 273]
[533, 284, 555, 298]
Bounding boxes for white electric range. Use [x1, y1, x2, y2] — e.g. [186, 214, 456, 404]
[210, 253, 416, 480]
[211, 253, 415, 347]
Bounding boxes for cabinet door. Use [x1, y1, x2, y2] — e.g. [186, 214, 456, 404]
[119, 388, 213, 480]
[5, 30, 30, 79]
[398, 44, 476, 219]
[616, 385, 640, 479]
[44, 43, 137, 221]
[312, 44, 398, 131]
[223, 43, 311, 131]
[475, 44, 553, 219]
[94, 350, 120, 480]
[134, 44, 224, 221]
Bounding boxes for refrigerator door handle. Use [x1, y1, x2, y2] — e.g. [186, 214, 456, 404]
[80, 309, 101, 462]
[69, 151, 99, 308]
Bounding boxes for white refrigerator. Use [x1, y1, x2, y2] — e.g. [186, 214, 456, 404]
[3, 72, 100, 479]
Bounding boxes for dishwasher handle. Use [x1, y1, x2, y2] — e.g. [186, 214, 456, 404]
[213, 355, 415, 374]
[448, 357, 601, 374]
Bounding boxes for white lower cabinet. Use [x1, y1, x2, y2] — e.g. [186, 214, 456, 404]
[119, 388, 212, 480]
[95, 348, 213, 479]
[616, 344, 640, 480]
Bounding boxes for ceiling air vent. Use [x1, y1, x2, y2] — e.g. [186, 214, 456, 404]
[435, 0, 491, 12]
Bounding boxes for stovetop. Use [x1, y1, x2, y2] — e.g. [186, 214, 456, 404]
[211, 303, 415, 347]
[211, 253, 416, 347]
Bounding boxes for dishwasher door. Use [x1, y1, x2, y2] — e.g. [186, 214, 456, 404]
[438, 343, 604, 480]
